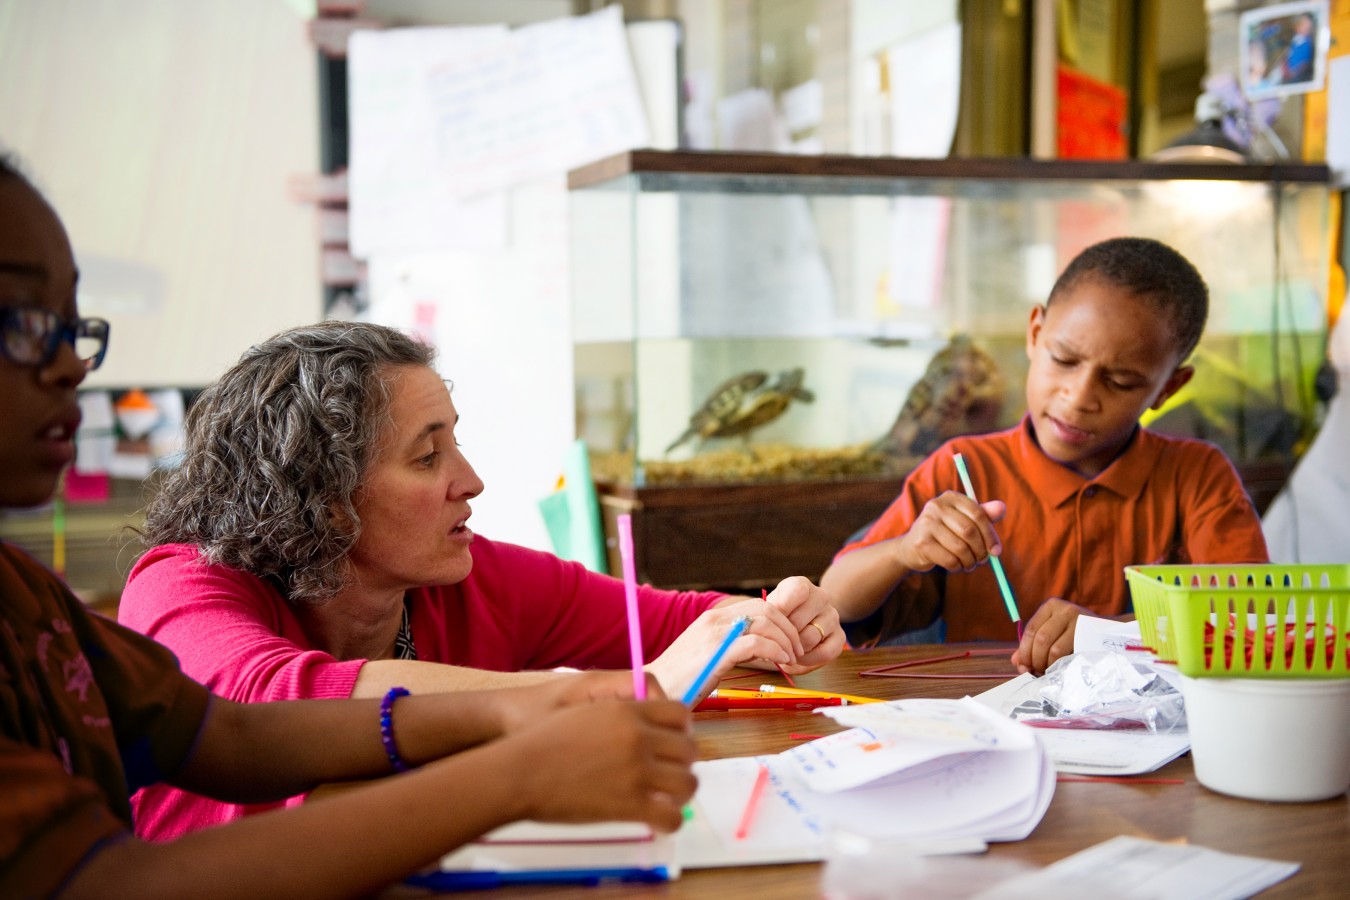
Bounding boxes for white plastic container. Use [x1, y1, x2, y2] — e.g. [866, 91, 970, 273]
[1180, 675, 1350, 802]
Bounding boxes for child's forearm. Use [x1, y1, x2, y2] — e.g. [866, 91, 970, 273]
[66, 700, 696, 900]
[171, 691, 512, 803]
[63, 738, 535, 900]
[820, 539, 917, 622]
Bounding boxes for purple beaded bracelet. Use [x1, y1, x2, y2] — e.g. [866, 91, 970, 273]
[379, 686, 411, 773]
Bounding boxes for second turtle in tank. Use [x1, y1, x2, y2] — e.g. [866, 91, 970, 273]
[666, 367, 814, 453]
[872, 334, 1005, 461]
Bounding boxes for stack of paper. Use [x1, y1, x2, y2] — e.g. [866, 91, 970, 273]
[427, 821, 678, 886]
[677, 697, 1054, 868]
[425, 699, 1053, 880]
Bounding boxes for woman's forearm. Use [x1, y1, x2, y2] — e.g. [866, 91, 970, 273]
[351, 659, 562, 698]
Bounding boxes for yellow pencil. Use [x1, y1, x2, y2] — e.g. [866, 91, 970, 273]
[709, 688, 774, 699]
[758, 685, 884, 705]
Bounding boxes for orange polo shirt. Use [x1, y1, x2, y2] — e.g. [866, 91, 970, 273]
[837, 418, 1269, 644]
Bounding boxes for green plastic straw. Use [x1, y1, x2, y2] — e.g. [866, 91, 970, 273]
[953, 452, 1020, 628]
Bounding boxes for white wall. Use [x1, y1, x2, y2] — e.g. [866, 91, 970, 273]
[351, 2, 581, 553]
[0, 0, 321, 387]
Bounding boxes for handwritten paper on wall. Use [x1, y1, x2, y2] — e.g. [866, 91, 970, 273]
[348, 26, 510, 256]
[348, 7, 651, 255]
[427, 5, 649, 198]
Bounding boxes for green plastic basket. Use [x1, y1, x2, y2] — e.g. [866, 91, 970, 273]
[1124, 564, 1350, 678]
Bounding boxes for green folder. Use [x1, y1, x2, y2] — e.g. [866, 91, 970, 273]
[538, 439, 609, 574]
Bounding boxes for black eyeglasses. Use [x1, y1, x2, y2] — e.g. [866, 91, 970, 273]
[0, 306, 110, 371]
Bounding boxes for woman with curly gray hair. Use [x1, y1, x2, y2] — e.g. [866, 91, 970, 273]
[141, 321, 434, 605]
[2, 152, 698, 899]
[118, 320, 845, 841]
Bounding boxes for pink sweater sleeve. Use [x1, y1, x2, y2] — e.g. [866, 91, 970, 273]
[118, 545, 363, 702]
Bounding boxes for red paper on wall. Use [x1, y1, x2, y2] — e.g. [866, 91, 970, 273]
[1056, 64, 1128, 160]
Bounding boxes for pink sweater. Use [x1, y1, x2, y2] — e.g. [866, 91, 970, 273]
[119, 537, 724, 840]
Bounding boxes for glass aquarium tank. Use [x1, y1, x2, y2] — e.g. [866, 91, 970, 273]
[568, 151, 1331, 590]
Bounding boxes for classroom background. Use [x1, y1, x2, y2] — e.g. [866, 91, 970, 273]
[1, 0, 1347, 611]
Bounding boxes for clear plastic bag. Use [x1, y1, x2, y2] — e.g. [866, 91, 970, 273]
[1006, 651, 1186, 733]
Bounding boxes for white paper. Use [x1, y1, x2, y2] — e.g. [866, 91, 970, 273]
[800, 697, 1036, 793]
[715, 88, 789, 152]
[1073, 615, 1144, 654]
[426, 6, 649, 198]
[886, 195, 951, 311]
[146, 388, 186, 467]
[676, 698, 1053, 866]
[689, 745, 1053, 857]
[781, 78, 823, 135]
[74, 392, 116, 475]
[436, 825, 674, 874]
[886, 21, 962, 158]
[475, 820, 653, 844]
[626, 19, 681, 150]
[348, 26, 510, 256]
[999, 835, 1299, 900]
[439, 809, 980, 875]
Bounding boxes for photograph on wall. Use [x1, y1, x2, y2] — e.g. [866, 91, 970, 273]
[1240, 0, 1330, 99]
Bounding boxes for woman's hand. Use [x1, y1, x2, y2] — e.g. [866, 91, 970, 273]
[645, 599, 799, 701]
[764, 576, 845, 674]
[1011, 598, 1089, 675]
[508, 699, 697, 832]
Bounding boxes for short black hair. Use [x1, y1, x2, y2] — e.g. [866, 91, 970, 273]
[0, 150, 39, 193]
[0, 150, 23, 180]
[1047, 236, 1209, 361]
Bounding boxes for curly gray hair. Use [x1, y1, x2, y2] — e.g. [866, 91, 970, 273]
[141, 321, 437, 605]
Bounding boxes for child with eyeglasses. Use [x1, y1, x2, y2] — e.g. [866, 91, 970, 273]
[0, 153, 697, 897]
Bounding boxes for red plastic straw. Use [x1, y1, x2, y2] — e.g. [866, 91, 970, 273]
[696, 697, 843, 711]
[862, 672, 1009, 679]
[859, 649, 1010, 677]
[735, 764, 771, 840]
[1056, 775, 1185, 785]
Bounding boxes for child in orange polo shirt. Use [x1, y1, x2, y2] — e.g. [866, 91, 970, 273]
[821, 237, 1268, 675]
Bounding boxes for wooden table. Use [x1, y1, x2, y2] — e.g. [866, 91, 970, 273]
[399, 644, 1350, 899]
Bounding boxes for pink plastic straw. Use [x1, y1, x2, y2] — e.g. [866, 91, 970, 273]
[763, 588, 798, 687]
[617, 514, 646, 700]
[735, 763, 771, 840]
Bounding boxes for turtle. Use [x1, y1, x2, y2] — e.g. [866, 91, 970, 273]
[872, 334, 1005, 460]
[712, 367, 814, 441]
[665, 369, 769, 453]
[665, 367, 814, 453]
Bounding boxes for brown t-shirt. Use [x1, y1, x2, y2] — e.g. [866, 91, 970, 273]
[838, 420, 1270, 644]
[0, 542, 210, 897]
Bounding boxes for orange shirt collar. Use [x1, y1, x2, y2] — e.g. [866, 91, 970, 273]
[1015, 415, 1159, 507]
